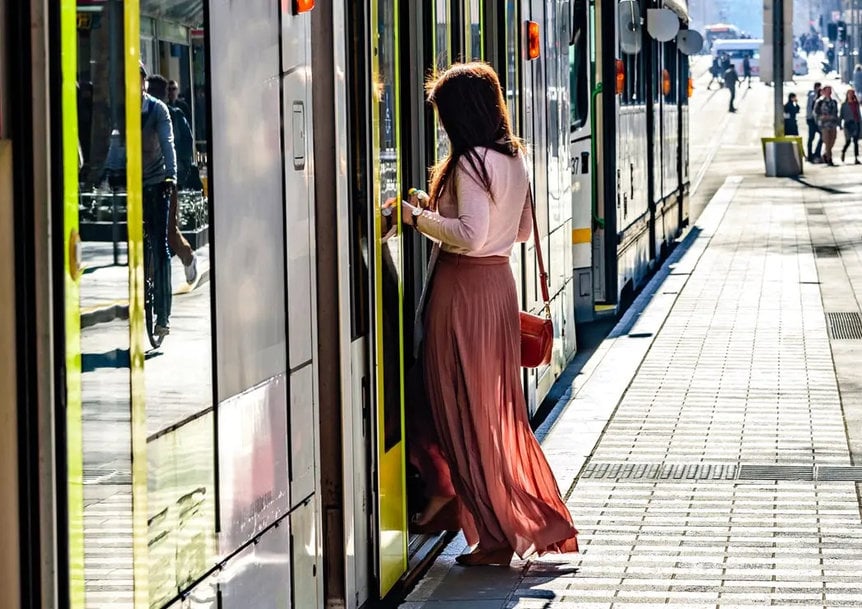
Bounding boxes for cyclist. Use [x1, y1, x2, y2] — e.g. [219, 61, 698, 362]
[140, 65, 176, 338]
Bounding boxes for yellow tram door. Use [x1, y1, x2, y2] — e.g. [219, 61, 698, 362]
[369, 0, 408, 597]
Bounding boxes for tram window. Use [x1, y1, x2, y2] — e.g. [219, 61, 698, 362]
[465, 0, 483, 60]
[621, 51, 643, 105]
[504, 0, 519, 130]
[433, 0, 451, 161]
[569, 0, 588, 130]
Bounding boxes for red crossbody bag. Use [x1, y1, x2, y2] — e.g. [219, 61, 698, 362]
[519, 189, 553, 368]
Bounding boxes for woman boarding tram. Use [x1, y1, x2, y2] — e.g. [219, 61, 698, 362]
[400, 63, 578, 566]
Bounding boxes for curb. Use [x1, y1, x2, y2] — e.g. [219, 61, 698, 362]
[80, 266, 211, 329]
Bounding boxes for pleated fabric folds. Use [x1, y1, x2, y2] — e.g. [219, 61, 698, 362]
[422, 251, 578, 558]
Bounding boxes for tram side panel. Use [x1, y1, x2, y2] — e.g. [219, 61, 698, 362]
[204, 1, 320, 608]
[281, 8, 322, 609]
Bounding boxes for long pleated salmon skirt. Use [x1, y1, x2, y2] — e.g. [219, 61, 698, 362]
[422, 251, 578, 558]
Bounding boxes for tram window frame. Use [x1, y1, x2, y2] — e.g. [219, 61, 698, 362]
[679, 48, 689, 106]
[663, 40, 677, 104]
[568, 0, 588, 131]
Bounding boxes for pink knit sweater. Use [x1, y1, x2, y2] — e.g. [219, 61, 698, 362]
[415, 148, 532, 257]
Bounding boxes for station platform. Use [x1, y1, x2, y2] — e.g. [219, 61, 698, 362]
[399, 161, 862, 606]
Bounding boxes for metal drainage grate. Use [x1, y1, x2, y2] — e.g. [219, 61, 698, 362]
[826, 312, 862, 340]
[817, 466, 862, 481]
[580, 463, 862, 482]
[581, 462, 737, 481]
[806, 206, 825, 215]
[814, 245, 840, 258]
[737, 464, 814, 481]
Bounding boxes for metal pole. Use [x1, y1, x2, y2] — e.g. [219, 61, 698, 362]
[775, 0, 785, 136]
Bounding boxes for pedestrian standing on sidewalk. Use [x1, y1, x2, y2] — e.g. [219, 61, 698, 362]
[815, 86, 840, 166]
[724, 63, 739, 112]
[840, 88, 861, 164]
[399, 62, 579, 567]
[783, 93, 800, 136]
[742, 54, 752, 88]
[806, 82, 823, 162]
[853, 65, 862, 95]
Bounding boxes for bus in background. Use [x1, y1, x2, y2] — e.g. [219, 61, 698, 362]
[704, 23, 742, 52]
[712, 39, 809, 78]
[712, 39, 761, 76]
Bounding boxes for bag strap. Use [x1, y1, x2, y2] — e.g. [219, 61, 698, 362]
[527, 187, 551, 317]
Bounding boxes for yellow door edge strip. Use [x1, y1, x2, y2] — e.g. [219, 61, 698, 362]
[61, 0, 84, 605]
[123, 3, 148, 608]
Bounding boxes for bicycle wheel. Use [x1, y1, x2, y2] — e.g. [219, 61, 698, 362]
[144, 236, 164, 349]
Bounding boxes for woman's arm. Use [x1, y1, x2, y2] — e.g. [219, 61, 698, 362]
[516, 187, 532, 242]
[413, 159, 491, 251]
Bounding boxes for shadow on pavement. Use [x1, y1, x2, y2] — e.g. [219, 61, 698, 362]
[792, 175, 851, 194]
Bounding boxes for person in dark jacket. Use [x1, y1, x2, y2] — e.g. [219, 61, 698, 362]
[742, 54, 752, 88]
[724, 64, 739, 112]
[784, 93, 800, 136]
[840, 88, 861, 164]
[708, 56, 722, 90]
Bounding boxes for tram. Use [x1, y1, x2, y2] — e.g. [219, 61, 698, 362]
[2, 0, 698, 608]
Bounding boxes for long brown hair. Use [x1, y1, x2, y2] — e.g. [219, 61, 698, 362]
[426, 62, 524, 203]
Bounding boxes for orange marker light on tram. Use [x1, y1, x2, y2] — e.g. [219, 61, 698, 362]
[293, 0, 314, 13]
[615, 59, 625, 95]
[661, 69, 671, 96]
[687, 76, 694, 98]
[527, 21, 541, 60]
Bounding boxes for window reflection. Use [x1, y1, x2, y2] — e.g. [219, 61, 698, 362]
[73, 0, 216, 606]
[74, 2, 134, 606]
[434, 0, 451, 161]
[375, 0, 404, 453]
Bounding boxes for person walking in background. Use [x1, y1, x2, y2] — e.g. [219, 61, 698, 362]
[146, 75, 199, 286]
[708, 56, 722, 90]
[806, 82, 823, 162]
[724, 63, 739, 112]
[742, 54, 752, 88]
[840, 89, 861, 164]
[400, 62, 578, 567]
[784, 92, 800, 136]
[140, 67, 176, 337]
[854, 65, 862, 95]
[815, 86, 840, 166]
[167, 80, 192, 123]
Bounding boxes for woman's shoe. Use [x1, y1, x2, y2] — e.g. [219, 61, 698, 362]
[455, 546, 514, 567]
[841, 150, 846, 163]
[409, 499, 458, 534]
[412, 495, 455, 527]
[855, 158, 861, 165]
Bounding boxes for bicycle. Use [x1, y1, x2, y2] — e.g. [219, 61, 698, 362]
[143, 227, 164, 349]
[142, 181, 173, 349]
